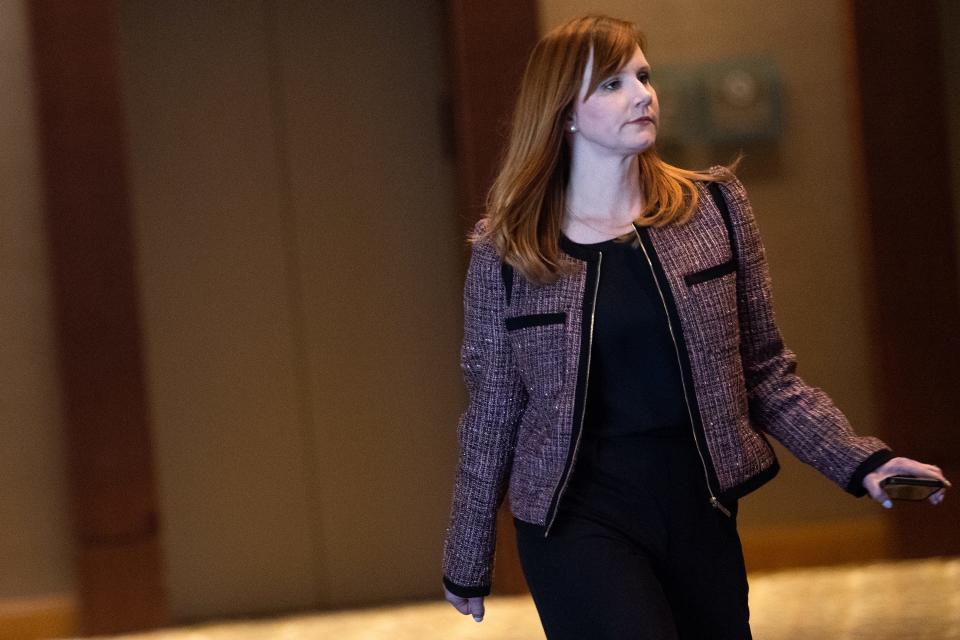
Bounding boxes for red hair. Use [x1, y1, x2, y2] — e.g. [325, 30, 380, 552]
[475, 14, 738, 285]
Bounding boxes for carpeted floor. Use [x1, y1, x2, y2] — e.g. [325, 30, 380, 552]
[83, 557, 960, 639]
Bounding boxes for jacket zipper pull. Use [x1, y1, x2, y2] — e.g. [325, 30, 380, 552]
[710, 496, 732, 518]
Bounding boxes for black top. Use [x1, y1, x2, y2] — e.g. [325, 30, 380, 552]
[562, 231, 691, 440]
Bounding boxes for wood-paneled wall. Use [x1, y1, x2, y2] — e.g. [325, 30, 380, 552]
[28, 1, 169, 633]
[850, 0, 960, 558]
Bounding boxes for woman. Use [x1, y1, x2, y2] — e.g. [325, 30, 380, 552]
[440, 14, 949, 639]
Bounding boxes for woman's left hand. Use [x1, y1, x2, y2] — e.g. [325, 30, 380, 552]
[862, 456, 951, 508]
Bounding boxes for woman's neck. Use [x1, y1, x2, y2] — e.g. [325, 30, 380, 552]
[563, 154, 643, 243]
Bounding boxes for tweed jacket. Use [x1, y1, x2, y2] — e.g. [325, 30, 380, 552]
[441, 170, 893, 598]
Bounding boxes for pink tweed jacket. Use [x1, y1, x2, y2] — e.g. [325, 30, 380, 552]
[441, 170, 892, 598]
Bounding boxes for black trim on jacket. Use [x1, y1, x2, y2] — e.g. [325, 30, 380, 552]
[504, 312, 566, 331]
[719, 459, 781, 503]
[634, 225, 726, 497]
[684, 258, 738, 286]
[443, 575, 489, 598]
[542, 251, 600, 534]
[846, 448, 895, 497]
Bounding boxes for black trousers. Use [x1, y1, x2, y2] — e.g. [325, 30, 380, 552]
[514, 431, 751, 640]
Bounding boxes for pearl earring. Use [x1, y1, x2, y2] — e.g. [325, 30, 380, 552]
[569, 124, 577, 133]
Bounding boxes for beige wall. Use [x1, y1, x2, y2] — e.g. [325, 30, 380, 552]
[119, 1, 317, 619]
[539, 0, 882, 527]
[118, 0, 463, 621]
[0, 0, 75, 600]
[271, 2, 464, 610]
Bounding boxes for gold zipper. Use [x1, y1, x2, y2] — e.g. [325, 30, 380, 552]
[544, 252, 603, 537]
[634, 227, 731, 518]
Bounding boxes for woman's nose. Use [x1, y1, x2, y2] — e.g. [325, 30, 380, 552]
[633, 80, 652, 105]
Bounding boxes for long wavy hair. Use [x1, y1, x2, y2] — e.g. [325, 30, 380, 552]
[473, 14, 739, 285]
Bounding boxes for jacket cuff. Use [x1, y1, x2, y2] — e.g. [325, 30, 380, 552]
[846, 449, 895, 497]
[443, 575, 491, 598]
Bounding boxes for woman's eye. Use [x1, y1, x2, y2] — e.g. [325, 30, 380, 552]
[638, 72, 651, 84]
[602, 79, 621, 91]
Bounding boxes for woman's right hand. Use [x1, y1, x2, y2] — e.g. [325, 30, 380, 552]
[443, 584, 485, 622]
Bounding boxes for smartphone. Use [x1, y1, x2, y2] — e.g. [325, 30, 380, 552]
[880, 475, 945, 501]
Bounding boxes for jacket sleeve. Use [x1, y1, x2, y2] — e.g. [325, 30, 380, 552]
[441, 225, 528, 597]
[717, 174, 893, 496]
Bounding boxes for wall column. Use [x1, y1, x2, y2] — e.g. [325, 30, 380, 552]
[444, 0, 540, 594]
[28, 1, 168, 632]
[850, 0, 960, 557]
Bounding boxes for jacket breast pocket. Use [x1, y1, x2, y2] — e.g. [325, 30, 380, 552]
[681, 261, 740, 353]
[683, 258, 738, 287]
[505, 312, 567, 398]
[505, 312, 566, 331]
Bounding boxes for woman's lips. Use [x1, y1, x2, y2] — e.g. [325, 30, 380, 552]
[628, 117, 654, 125]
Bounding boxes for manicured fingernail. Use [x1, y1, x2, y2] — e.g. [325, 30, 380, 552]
[473, 615, 483, 622]
[882, 499, 892, 509]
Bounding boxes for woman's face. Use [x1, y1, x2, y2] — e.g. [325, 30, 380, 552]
[568, 45, 659, 158]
